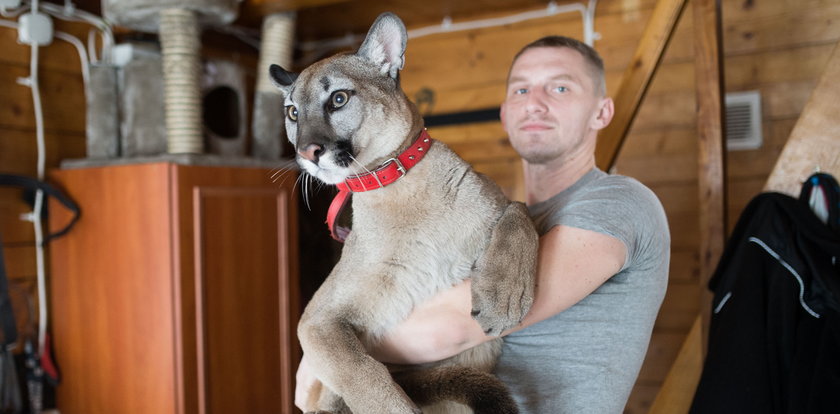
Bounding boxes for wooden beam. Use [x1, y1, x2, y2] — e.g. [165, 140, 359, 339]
[648, 316, 704, 413]
[764, 39, 840, 195]
[693, 0, 726, 354]
[595, 0, 688, 171]
[648, 1, 726, 412]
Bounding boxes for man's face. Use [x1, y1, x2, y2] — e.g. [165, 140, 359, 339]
[500, 46, 610, 165]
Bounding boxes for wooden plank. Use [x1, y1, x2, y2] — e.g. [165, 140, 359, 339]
[722, 0, 835, 21]
[595, 0, 688, 170]
[638, 332, 691, 382]
[2, 245, 36, 280]
[765, 40, 840, 195]
[0, 129, 86, 176]
[648, 316, 703, 413]
[627, 382, 660, 414]
[0, 65, 86, 133]
[693, 0, 726, 352]
[0, 188, 35, 244]
[722, 2, 840, 55]
[668, 249, 699, 284]
[655, 281, 702, 331]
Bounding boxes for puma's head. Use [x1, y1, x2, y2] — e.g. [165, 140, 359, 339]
[269, 12, 420, 185]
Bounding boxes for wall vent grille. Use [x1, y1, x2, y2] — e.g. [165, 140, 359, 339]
[725, 90, 763, 151]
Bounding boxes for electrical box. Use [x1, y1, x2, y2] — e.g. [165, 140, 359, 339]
[18, 12, 53, 46]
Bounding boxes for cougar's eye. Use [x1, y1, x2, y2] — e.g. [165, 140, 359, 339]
[330, 90, 350, 109]
[286, 105, 298, 121]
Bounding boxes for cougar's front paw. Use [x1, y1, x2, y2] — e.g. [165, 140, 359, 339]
[470, 279, 534, 336]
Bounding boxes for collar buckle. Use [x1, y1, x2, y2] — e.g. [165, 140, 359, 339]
[383, 157, 407, 178]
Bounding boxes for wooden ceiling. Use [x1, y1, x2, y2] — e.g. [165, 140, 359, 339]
[76, 0, 555, 42]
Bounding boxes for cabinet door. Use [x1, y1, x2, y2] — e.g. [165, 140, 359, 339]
[173, 165, 299, 414]
[50, 164, 180, 414]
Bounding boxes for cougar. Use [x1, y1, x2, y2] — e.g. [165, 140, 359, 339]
[270, 12, 537, 414]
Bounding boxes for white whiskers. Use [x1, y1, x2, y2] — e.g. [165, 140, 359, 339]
[349, 155, 375, 185]
[268, 158, 299, 187]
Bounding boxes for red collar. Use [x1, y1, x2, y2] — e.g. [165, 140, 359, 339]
[327, 129, 434, 242]
[336, 129, 433, 192]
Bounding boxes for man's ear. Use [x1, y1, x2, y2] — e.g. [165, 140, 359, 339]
[269, 64, 298, 93]
[591, 97, 615, 130]
[357, 12, 407, 79]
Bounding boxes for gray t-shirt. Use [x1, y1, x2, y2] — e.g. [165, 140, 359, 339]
[494, 168, 670, 414]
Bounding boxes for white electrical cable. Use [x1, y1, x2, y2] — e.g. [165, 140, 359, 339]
[55, 29, 89, 84]
[299, 0, 600, 55]
[0, 4, 27, 18]
[19, 0, 48, 356]
[39, 1, 113, 62]
[0, 16, 18, 29]
[27, 0, 50, 359]
[2, 2, 113, 63]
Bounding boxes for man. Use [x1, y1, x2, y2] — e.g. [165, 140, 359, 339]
[297, 36, 670, 413]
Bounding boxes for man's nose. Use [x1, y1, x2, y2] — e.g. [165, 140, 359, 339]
[298, 143, 324, 164]
[524, 89, 548, 114]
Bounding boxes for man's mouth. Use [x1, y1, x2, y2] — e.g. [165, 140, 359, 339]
[520, 122, 553, 131]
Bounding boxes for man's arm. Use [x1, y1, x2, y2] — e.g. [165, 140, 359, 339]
[371, 224, 627, 364]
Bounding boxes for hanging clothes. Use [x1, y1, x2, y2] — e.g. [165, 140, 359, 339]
[690, 179, 840, 413]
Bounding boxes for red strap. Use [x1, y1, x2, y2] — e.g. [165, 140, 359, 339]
[326, 187, 352, 242]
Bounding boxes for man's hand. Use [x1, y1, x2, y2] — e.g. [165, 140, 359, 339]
[295, 354, 322, 412]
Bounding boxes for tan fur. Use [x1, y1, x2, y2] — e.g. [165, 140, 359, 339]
[270, 13, 537, 414]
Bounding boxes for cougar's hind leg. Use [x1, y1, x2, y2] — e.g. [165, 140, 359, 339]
[470, 201, 538, 336]
[299, 319, 421, 414]
[394, 367, 519, 414]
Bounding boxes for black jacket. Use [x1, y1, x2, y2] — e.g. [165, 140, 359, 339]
[690, 191, 840, 414]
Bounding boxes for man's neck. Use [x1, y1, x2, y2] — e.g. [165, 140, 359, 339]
[523, 155, 595, 205]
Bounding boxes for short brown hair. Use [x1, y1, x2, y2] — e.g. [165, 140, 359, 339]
[510, 36, 606, 96]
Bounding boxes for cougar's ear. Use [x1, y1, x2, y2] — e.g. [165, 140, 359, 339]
[269, 64, 298, 92]
[357, 12, 407, 79]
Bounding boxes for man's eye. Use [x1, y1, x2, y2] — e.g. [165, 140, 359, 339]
[554, 86, 568, 93]
[514, 88, 528, 95]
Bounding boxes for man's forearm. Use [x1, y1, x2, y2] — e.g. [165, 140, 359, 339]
[369, 280, 491, 364]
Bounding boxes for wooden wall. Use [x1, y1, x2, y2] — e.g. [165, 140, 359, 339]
[1, 0, 837, 411]
[0, 18, 88, 348]
[396, 0, 839, 412]
[0, 18, 258, 351]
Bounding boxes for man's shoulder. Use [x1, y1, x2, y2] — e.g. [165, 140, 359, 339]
[581, 173, 660, 206]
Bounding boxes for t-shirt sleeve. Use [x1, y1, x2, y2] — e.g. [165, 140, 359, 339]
[545, 176, 670, 272]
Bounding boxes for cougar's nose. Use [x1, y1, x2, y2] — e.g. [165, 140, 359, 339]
[298, 143, 324, 164]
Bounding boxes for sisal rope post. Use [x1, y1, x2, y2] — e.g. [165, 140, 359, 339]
[160, 8, 203, 154]
[252, 12, 296, 159]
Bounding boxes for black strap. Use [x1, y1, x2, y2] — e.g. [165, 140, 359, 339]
[0, 233, 16, 348]
[0, 174, 81, 245]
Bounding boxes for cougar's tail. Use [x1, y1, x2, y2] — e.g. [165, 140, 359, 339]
[393, 367, 518, 414]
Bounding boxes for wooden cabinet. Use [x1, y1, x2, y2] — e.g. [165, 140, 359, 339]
[48, 162, 299, 414]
